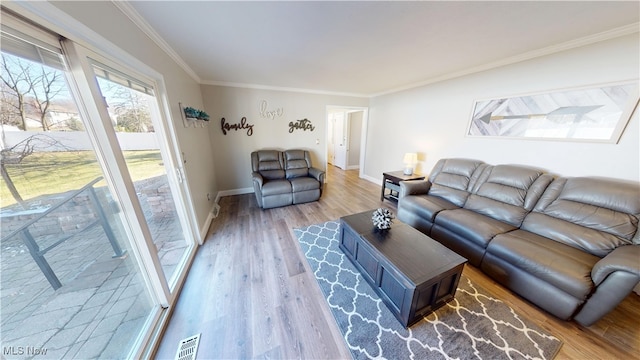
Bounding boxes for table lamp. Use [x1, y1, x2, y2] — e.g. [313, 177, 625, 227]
[403, 153, 417, 175]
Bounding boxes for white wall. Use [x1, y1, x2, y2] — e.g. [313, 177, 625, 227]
[201, 85, 368, 192]
[366, 34, 640, 182]
[12, 1, 218, 230]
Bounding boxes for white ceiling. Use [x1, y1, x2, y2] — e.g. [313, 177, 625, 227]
[123, 1, 639, 97]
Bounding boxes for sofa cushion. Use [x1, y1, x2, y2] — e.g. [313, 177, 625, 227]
[286, 165, 309, 179]
[434, 208, 517, 249]
[252, 150, 285, 180]
[522, 177, 640, 257]
[464, 165, 553, 227]
[284, 149, 311, 179]
[486, 230, 600, 299]
[289, 177, 320, 192]
[399, 195, 459, 222]
[427, 158, 486, 207]
[261, 179, 292, 196]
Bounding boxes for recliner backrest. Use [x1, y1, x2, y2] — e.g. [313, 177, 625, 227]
[251, 150, 285, 180]
[427, 158, 487, 207]
[464, 164, 553, 227]
[283, 149, 311, 179]
[521, 176, 640, 257]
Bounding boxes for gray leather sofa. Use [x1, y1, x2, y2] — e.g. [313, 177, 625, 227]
[397, 158, 640, 326]
[251, 149, 325, 209]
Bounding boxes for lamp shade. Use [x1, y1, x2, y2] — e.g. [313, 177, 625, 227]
[403, 153, 417, 165]
[402, 153, 417, 175]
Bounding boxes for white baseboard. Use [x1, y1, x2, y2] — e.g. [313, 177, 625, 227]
[361, 174, 380, 185]
[214, 187, 254, 204]
[199, 211, 214, 245]
[198, 201, 223, 244]
[347, 165, 360, 170]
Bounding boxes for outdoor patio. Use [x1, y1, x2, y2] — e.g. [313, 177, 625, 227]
[1, 177, 189, 359]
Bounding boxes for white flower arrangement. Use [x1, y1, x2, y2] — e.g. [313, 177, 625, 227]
[372, 208, 394, 230]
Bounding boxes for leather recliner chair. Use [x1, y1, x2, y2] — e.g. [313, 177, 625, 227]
[251, 149, 325, 209]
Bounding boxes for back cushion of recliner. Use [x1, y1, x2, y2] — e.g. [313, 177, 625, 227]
[260, 166, 285, 180]
[427, 158, 486, 207]
[284, 150, 310, 179]
[464, 165, 553, 227]
[286, 167, 308, 179]
[521, 177, 640, 257]
[255, 151, 285, 180]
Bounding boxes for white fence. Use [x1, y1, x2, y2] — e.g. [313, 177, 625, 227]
[2, 130, 159, 151]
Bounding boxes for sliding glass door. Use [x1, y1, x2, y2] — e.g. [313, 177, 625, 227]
[1, 18, 159, 359]
[1, 14, 197, 359]
[91, 60, 192, 288]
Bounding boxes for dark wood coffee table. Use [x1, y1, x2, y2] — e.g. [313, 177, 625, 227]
[339, 210, 467, 327]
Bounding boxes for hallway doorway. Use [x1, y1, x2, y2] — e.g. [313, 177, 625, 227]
[326, 106, 368, 182]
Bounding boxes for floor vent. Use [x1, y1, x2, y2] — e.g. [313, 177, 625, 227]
[175, 333, 200, 360]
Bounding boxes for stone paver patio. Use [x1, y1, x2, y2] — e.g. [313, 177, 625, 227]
[1, 178, 189, 359]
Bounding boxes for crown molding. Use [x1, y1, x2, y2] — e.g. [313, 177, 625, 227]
[201, 80, 369, 98]
[112, 1, 201, 83]
[371, 22, 640, 98]
[14, 0, 634, 99]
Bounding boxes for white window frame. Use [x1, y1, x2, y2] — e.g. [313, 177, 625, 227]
[2, 3, 203, 357]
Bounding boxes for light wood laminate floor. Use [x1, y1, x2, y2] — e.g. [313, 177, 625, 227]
[154, 166, 640, 359]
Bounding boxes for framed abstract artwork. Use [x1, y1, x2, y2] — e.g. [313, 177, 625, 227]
[467, 81, 639, 143]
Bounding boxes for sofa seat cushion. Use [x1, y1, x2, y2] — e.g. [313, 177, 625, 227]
[434, 209, 517, 249]
[289, 177, 320, 192]
[399, 195, 460, 222]
[261, 179, 292, 196]
[486, 230, 600, 299]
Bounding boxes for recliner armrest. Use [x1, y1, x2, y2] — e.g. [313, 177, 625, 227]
[574, 244, 640, 325]
[309, 167, 325, 182]
[252, 172, 264, 187]
[399, 180, 431, 199]
[592, 245, 640, 286]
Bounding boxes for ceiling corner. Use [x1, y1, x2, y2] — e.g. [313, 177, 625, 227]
[112, 0, 202, 84]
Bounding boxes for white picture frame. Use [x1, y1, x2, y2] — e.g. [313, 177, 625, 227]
[179, 102, 206, 128]
[466, 81, 639, 143]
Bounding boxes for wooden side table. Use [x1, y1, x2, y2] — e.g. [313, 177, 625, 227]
[381, 171, 425, 202]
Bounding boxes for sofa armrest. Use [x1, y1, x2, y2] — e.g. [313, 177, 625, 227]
[573, 244, 640, 326]
[399, 180, 431, 199]
[591, 245, 640, 286]
[251, 172, 264, 187]
[309, 167, 325, 182]
[309, 167, 325, 193]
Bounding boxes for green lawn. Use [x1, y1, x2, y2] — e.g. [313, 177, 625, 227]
[1, 150, 164, 208]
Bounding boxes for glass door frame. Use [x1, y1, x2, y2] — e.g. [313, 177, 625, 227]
[62, 38, 200, 296]
[61, 40, 199, 358]
[89, 54, 199, 289]
[2, 2, 202, 356]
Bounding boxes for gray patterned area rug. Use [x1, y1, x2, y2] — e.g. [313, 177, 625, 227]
[294, 221, 563, 360]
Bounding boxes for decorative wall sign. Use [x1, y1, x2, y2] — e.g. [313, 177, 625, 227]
[467, 81, 639, 143]
[221, 117, 254, 136]
[289, 118, 315, 133]
[179, 102, 208, 128]
[184, 106, 210, 121]
[259, 100, 284, 119]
